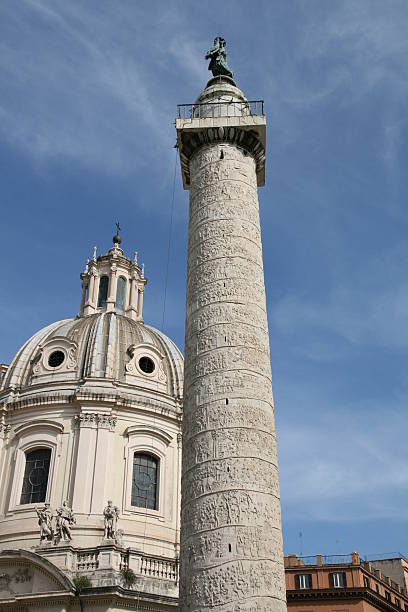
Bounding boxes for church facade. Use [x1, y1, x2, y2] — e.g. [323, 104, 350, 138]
[0, 236, 183, 610]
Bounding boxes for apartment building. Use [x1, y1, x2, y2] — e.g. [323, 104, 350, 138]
[285, 552, 408, 612]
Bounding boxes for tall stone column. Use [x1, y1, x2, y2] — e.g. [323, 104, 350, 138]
[177, 76, 287, 611]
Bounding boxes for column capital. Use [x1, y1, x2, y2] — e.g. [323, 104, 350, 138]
[74, 413, 117, 432]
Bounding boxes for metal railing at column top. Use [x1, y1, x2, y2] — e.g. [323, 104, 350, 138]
[177, 100, 264, 119]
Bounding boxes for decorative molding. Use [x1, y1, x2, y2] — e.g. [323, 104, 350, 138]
[125, 343, 168, 391]
[32, 336, 78, 376]
[74, 413, 117, 431]
[125, 424, 173, 446]
[2, 389, 182, 417]
[14, 420, 64, 437]
[0, 423, 10, 440]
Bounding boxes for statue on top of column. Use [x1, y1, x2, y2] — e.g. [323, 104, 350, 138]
[205, 37, 233, 79]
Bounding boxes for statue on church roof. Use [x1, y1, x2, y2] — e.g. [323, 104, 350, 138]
[103, 500, 119, 540]
[36, 503, 53, 544]
[205, 37, 233, 79]
[54, 501, 76, 543]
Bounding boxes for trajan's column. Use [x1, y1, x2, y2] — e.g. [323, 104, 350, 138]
[176, 38, 287, 611]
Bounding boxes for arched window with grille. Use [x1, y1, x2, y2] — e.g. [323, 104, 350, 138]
[20, 448, 51, 504]
[97, 275, 109, 307]
[131, 453, 159, 510]
[116, 276, 126, 312]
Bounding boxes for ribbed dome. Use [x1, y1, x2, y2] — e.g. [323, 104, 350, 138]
[2, 313, 183, 399]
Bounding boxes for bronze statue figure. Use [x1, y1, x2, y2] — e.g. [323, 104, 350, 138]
[205, 37, 233, 79]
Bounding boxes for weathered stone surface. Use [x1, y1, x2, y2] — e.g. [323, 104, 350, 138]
[180, 94, 287, 610]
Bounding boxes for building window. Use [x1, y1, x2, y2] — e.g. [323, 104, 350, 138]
[363, 576, 370, 588]
[376, 584, 380, 593]
[20, 448, 51, 504]
[385, 591, 391, 602]
[98, 276, 109, 307]
[116, 277, 126, 311]
[139, 356, 155, 374]
[395, 598, 400, 608]
[48, 350, 65, 368]
[131, 453, 159, 510]
[330, 572, 346, 588]
[296, 574, 312, 589]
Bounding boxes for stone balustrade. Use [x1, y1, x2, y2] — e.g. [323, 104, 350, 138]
[77, 550, 99, 571]
[140, 554, 178, 582]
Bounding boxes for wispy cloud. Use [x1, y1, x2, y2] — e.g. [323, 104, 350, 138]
[0, 1, 200, 175]
[279, 405, 408, 522]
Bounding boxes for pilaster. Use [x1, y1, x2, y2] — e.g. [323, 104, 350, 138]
[72, 413, 117, 516]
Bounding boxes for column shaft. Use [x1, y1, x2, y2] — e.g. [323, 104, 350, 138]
[180, 142, 286, 611]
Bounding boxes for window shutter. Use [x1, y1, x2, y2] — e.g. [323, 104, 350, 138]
[329, 573, 334, 587]
[295, 574, 300, 589]
[342, 572, 347, 587]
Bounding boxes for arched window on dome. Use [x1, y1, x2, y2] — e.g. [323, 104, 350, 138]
[20, 448, 51, 505]
[116, 276, 126, 312]
[131, 453, 159, 510]
[97, 275, 109, 307]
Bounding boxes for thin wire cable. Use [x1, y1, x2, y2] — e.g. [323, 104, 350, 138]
[135, 147, 178, 611]
[161, 147, 178, 332]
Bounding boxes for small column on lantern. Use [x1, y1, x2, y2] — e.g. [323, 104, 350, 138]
[126, 271, 139, 321]
[106, 263, 117, 312]
[84, 250, 98, 316]
[79, 259, 89, 316]
[137, 264, 146, 322]
[137, 288, 145, 321]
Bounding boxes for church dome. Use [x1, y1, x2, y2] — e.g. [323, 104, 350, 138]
[2, 313, 184, 399]
[0, 236, 183, 571]
[1, 234, 183, 406]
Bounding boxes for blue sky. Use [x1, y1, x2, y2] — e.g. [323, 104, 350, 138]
[1, 1, 408, 559]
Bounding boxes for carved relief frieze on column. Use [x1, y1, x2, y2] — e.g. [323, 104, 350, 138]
[177, 70, 286, 611]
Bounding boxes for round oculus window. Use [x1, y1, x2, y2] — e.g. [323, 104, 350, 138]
[48, 350, 65, 368]
[138, 356, 155, 374]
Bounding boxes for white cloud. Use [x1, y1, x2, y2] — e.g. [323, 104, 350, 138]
[279, 405, 408, 522]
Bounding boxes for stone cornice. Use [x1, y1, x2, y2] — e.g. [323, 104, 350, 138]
[79, 586, 178, 609]
[0, 388, 182, 417]
[287, 586, 405, 611]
